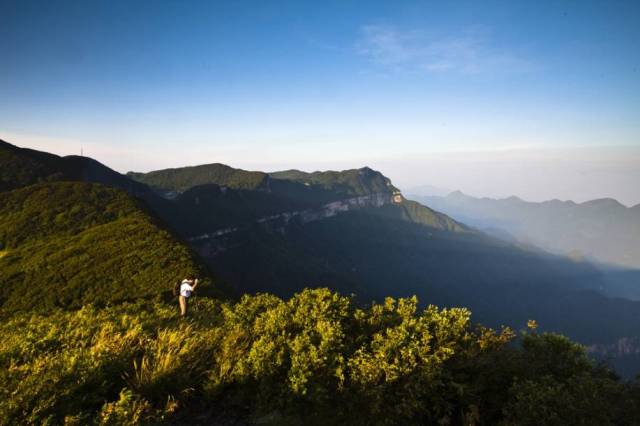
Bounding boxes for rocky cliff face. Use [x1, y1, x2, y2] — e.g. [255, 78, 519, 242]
[189, 191, 403, 245]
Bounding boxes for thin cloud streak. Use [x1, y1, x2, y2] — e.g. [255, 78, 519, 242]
[356, 25, 536, 75]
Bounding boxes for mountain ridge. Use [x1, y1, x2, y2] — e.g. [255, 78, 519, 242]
[442, 189, 634, 209]
[0, 139, 153, 197]
[127, 162, 269, 195]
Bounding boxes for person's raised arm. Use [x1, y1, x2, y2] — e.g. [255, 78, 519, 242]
[192, 278, 199, 290]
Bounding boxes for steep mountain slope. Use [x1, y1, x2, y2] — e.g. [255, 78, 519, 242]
[415, 191, 640, 270]
[0, 181, 218, 314]
[0, 141, 222, 314]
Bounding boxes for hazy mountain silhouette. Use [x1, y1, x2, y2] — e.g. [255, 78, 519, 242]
[415, 191, 640, 271]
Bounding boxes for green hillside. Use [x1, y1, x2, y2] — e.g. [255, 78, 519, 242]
[128, 163, 269, 193]
[270, 166, 399, 197]
[0, 182, 219, 314]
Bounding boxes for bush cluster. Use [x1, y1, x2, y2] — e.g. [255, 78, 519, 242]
[2, 288, 638, 425]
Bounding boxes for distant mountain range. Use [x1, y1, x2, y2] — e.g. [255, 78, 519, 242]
[412, 191, 640, 300]
[2, 139, 640, 377]
[413, 190, 640, 268]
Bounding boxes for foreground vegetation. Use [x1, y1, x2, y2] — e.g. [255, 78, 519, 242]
[2, 289, 638, 425]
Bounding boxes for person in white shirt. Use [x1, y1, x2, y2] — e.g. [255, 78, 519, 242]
[179, 275, 198, 317]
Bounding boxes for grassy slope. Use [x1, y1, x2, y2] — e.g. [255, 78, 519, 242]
[0, 182, 219, 314]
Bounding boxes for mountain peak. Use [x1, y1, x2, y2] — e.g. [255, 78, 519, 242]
[448, 190, 467, 198]
[581, 198, 626, 209]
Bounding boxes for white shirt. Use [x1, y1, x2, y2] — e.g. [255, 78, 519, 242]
[180, 281, 194, 298]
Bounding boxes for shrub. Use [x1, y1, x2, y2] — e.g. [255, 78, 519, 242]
[1, 290, 638, 425]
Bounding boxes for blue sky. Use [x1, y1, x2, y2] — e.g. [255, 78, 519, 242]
[1, 0, 639, 203]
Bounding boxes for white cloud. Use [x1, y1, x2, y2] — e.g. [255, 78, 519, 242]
[356, 25, 534, 75]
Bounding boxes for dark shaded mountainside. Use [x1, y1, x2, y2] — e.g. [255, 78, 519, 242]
[2, 139, 640, 377]
[415, 191, 640, 301]
[0, 139, 151, 196]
